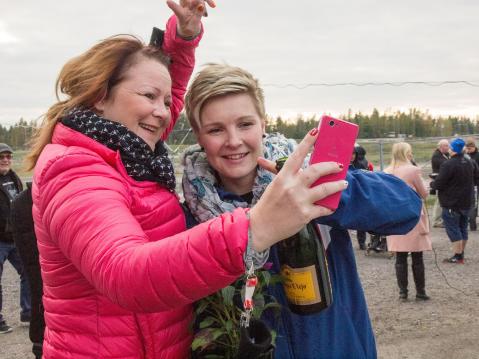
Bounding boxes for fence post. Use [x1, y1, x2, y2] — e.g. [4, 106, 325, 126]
[379, 140, 384, 171]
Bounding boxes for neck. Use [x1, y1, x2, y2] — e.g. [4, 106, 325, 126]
[219, 172, 256, 196]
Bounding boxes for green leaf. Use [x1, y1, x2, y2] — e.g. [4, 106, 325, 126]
[271, 330, 277, 345]
[259, 270, 272, 286]
[263, 302, 282, 312]
[192, 328, 226, 350]
[221, 286, 235, 307]
[199, 317, 216, 329]
[268, 274, 285, 286]
[253, 293, 265, 308]
[195, 299, 210, 315]
[225, 320, 233, 333]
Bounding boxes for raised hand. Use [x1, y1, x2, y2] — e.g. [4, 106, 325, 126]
[166, 0, 216, 38]
[249, 129, 348, 252]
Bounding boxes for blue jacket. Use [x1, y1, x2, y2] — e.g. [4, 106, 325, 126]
[264, 169, 420, 359]
[187, 169, 421, 359]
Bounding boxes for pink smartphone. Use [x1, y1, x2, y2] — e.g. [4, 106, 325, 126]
[309, 115, 359, 210]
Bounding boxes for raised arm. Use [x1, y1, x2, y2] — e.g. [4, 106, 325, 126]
[316, 169, 422, 235]
[161, 0, 215, 139]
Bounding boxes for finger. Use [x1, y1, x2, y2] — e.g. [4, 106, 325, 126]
[309, 180, 348, 204]
[310, 206, 334, 219]
[205, 0, 216, 7]
[300, 161, 343, 187]
[166, 0, 183, 15]
[257, 157, 278, 174]
[280, 128, 318, 175]
[197, 4, 208, 17]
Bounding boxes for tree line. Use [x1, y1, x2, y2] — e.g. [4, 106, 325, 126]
[3, 109, 478, 149]
[169, 108, 479, 145]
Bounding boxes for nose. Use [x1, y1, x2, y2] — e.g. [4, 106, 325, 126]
[226, 129, 242, 148]
[152, 102, 171, 126]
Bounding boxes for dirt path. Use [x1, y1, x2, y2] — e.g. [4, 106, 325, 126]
[1, 226, 478, 359]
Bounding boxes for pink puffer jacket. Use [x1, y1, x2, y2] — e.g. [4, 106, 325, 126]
[33, 16, 248, 359]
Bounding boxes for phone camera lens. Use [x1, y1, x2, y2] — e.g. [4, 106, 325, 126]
[329, 120, 335, 127]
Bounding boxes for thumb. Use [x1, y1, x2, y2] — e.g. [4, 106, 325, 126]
[257, 157, 278, 174]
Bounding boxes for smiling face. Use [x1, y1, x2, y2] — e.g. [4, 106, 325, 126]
[95, 57, 172, 150]
[196, 93, 265, 195]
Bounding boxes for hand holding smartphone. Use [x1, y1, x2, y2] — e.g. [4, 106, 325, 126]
[309, 115, 359, 210]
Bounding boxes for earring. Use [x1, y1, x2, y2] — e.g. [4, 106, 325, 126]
[262, 134, 266, 138]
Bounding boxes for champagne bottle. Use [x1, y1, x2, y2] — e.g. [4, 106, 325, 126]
[275, 157, 333, 315]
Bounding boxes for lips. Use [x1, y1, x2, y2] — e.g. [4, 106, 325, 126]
[139, 123, 159, 133]
[223, 153, 248, 160]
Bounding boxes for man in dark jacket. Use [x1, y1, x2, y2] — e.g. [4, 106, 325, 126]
[431, 138, 479, 263]
[350, 144, 373, 250]
[465, 137, 479, 231]
[12, 183, 44, 358]
[430, 139, 450, 227]
[0, 143, 30, 334]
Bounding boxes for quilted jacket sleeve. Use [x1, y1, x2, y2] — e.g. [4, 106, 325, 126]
[161, 15, 203, 140]
[35, 151, 246, 313]
[316, 169, 421, 235]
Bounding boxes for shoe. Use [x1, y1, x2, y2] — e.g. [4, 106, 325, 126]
[443, 256, 464, 264]
[359, 243, 366, 250]
[399, 292, 408, 302]
[20, 312, 31, 323]
[0, 322, 13, 334]
[416, 293, 430, 301]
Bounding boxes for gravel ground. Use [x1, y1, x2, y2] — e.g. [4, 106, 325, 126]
[1, 226, 478, 359]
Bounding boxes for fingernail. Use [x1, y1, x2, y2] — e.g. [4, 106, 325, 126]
[343, 180, 349, 187]
[309, 128, 318, 136]
[211, 0, 217, 7]
[338, 163, 344, 169]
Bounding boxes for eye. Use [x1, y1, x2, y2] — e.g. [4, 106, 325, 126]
[207, 128, 222, 135]
[239, 121, 254, 128]
[143, 92, 155, 100]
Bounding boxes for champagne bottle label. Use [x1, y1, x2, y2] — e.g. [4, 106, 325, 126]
[280, 264, 322, 305]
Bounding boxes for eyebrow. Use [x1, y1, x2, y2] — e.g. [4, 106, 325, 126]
[202, 115, 257, 127]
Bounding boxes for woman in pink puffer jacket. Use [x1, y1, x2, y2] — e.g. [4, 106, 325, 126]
[26, 1, 347, 358]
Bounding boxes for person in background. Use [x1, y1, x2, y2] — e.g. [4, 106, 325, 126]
[182, 63, 422, 359]
[11, 182, 44, 358]
[384, 142, 431, 301]
[0, 143, 30, 335]
[430, 139, 450, 227]
[431, 138, 478, 263]
[24, 2, 347, 357]
[465, 137, 479, 231]
[350, 143, 374, 250]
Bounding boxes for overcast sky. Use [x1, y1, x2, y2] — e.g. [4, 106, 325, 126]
[1, 0, 478, 126]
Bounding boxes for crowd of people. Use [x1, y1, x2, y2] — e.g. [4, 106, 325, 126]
[0, 1, 476, 358]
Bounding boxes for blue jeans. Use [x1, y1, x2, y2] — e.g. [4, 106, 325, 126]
[442, 208, 469, 242]
[0, 241, 31, 323]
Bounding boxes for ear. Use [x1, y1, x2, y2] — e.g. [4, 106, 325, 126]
[261, 119, 266, 134]
[93, 90, 108, 112]
[94, 98, 106, 113]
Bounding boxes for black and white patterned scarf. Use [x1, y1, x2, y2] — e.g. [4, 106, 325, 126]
[62, 108, 176, 192]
